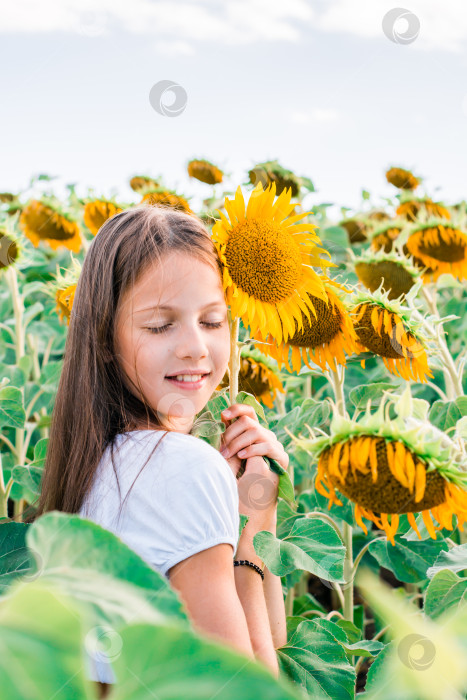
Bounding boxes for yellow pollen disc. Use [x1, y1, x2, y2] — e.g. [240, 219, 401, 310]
[224, 218, 302, 304]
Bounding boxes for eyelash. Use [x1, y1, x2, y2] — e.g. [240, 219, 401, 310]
[146, 321, 224, 335]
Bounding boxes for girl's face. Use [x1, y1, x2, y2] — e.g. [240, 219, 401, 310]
[114, 250, 231, 433]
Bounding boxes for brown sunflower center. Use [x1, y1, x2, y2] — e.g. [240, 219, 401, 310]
[324, 436, 447, 513]
[224, 219, 302, 303]
[354, 303, 417, 359]
[416, 228, 466, 263]
[0, 234, 18, 269]
[288, 296, 342, 348]
[355, 261, 415, 300]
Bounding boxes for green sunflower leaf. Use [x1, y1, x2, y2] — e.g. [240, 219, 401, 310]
[424, 569, 467, 619]
[368, 535, 449, 583]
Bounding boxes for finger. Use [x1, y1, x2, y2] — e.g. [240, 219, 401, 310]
[220, 426, 267, 458]
[222, 415, 264, 447]
[238, 443, 289, 470]
[221, 403, 259, 423]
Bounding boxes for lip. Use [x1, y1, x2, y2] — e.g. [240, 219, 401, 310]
[166, 370, 211, 377]
[165, 374, 210, 390]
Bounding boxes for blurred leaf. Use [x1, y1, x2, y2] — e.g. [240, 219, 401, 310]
[0, 522, 31, 593]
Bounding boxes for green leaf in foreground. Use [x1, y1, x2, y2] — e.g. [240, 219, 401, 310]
[277, 619, 356, 700]
[253, 517, 345, 582]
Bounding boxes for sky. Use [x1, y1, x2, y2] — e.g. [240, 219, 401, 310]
[1, 0, 467, 219]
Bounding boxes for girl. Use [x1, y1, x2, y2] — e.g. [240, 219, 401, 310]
[33, 204, 289, 695]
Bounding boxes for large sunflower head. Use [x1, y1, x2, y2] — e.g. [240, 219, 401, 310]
[19, 199, 82, 253]
[352, 247, 420, 300]
[217, 346, 284, 409]
[247, 160, 306, 198]
[83, 199, 123, 236]
[212, 182, 335, 345]
[291, 390, 467, 544]
[350, 285, 434, 382]
[385, 167, 420, 191]
[141, 188, 193, 214]
[188, 159, 223, 185]
[339, 218, 367, 244]
[370, 221, 405, 253]
[396, 197, 451, 222]
[129, 175, 160, 193]
[404, 220, 467, 282]
[251, 276, 359, 373]
[44, 255, 82, 325]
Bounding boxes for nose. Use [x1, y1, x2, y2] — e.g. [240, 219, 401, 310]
[174, 322, 209, 360]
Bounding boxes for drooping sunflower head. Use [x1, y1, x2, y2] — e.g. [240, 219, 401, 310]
[404, 220, 467, 282]
[141, 188, 193, 214]
[251, 276, 360, 374]
[44, 255, 82, 325]
[0, 193, 16, 203]
[370, 221, 405, 253]
[129, 175, 160, 193]
[217, 346, 284, 409]
[83, 199, 123, 237]
[349, 285, 434, 382]
[352, 247, 420, 300]
[212, 182, 335, 345]
[291, 390, 467, 544]
[396, 197, 451, 222]
[247, 160, 305, 198]
[19, 199, 82, 253]
[339, 218, 367, 244]
[367, 209, 391, 223]
[0, 224, 29, 272]
[187, 159, 224, 185]
[385, 167, 421, 191]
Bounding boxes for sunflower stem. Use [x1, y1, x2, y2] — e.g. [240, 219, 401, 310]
[228, 312, 241, 405]
[422, 285, 464, 398]
[4, 265, 26, 520]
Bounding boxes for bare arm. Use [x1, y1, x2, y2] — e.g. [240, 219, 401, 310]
[234, 517, 280, 676]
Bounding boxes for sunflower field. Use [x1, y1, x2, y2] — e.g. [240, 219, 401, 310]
[1, 160, 467, 699]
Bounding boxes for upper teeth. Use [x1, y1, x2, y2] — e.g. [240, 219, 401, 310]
[172, 374, 205, 382]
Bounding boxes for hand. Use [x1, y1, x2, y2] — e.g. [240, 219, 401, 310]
[219, 403, 288, 530]
[219, 403, 289, 472]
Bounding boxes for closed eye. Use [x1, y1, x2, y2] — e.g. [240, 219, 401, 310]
[146, 321, 224, 334]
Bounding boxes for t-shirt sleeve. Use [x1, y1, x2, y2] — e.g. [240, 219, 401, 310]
[119, 433, 240, 579]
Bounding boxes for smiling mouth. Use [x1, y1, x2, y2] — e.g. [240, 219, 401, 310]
[165, 372, 211, 384]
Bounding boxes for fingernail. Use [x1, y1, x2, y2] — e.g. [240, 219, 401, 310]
[220, 447, 228, 456]
[223, 410, 231, 417]
[238, 450, 246, 456]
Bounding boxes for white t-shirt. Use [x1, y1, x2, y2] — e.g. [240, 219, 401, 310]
[78, 429, 241, 684]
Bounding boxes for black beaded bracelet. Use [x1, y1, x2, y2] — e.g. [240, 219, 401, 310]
[233, 559, 265, 581]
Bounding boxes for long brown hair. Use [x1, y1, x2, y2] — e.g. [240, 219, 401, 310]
[30, 204, 224, 521]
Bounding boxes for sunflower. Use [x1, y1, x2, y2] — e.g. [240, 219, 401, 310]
[339, 218, 367, 244]
[367, 210, 391, 223]
[141, 188, 192, 214]
[0, 193, 16, 203]
[386, 167, 420, 191]
[292, 392, 467, 544]
[212, 182, 334, 345]
[252, 277, 359, 373]
[217, 346, 284, 409]
[129, 175, 160, 193]
[19, 200, 82, 253]
[396, 197, 450, 222]
[370, 222, 404, 253]
[350, 287, 433, 382]
[83, 199, 123, 236]
[188, 159, 223, 185]
[0, 227, 20, 270]
[44, 255, 82, 325]
[248, 160, 303, 198]
[353, 248, 420, 300]
[405, 221, 467, 281]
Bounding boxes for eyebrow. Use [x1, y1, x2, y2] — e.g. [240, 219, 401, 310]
[135, 301, 226, 313]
